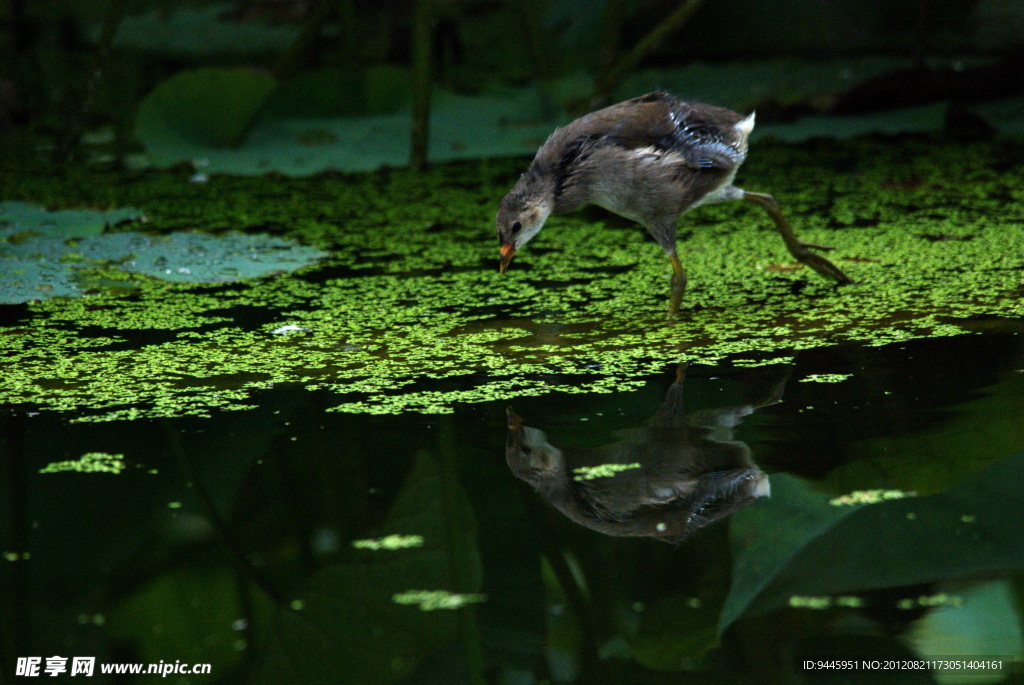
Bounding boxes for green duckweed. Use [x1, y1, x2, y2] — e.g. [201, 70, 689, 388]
[799, 373, 853, 383]
[391, 590, 487, 611]
[829, 489, 917, 506]
[39, 452, 127, 474]
[573, 463, 643, 481]
[351, 535, 425, 551]
[2, 138, 1023, 420]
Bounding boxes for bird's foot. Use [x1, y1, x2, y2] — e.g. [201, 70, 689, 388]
[799, 241, 835, 253]
[792, 247, 854, 284]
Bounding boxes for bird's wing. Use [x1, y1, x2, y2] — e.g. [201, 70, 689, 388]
[556, 93, 747, 171]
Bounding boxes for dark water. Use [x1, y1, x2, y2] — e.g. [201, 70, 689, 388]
[2, 332, 1024, 684]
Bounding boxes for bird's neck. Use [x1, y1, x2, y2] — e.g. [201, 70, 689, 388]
[541, 153, 598, 215]
[514, 166, 559, 214]
[517, 170, 584, 216]
[551, 178, 589, 215]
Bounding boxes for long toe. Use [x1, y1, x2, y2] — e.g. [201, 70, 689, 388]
[800, 241, 835, 252]
[801, 252, 854, 284]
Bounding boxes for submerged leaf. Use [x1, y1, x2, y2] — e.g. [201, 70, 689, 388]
[107, 569, 251, 674]
[255, 450, 482, 684]
[906, 580, 1024, 682]
[721, 451, 1024, 632]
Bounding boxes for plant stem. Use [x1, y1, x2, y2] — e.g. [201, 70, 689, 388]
[273, 0, 334, 81]
[410, 0, 434, 171]
[162, 420, 285, 605]
[598, 0, 626, 75]
[590, 0, 704, 109]
[523, 0, 554, 80]
[55, 0, 130, 164]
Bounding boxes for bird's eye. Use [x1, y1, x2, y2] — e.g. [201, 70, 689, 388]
[511, 221, 522, 232]
[521, 445, 532, 455]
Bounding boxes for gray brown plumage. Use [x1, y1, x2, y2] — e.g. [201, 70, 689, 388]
[504, 364, 781, 543]
[496, 92, 852, 316]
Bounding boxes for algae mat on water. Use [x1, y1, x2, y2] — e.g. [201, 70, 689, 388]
[1, 138, 1023, 421]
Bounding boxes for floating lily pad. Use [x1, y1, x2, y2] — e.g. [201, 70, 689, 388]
[0, 202, 327, 303]
[132, 59, 1024, 176]
[0, 201, 142, 238]
[136, 84, 561, 174]
[107, 3, 299, 55]
[74, 231, 329, 283]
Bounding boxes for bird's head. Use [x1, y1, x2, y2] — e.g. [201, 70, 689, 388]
[496, 187, 552, 273]
[505, 407, 565, 481]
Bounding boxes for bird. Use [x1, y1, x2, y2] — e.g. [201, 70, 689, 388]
[495, 92, 853, 316]
[504, 364, 782, 542]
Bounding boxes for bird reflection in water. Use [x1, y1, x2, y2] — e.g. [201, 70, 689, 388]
[505, 364, 785, 543]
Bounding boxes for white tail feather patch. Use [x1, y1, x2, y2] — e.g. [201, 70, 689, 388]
[632, 145, 683, 165]
[735, 112, 756, 137]
[753, 473, 771, 498]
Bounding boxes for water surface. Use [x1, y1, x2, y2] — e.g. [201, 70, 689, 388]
[3, 331, 1023, 683]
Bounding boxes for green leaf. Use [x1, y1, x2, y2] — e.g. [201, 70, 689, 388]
[363, 65, 413, 114]
[817, 382, 1024, 497]
[266, 69, 368, 118]
[906, 580, 1024, 677]
[135, 68, 278, 150]
[255, 450, 482, 684]
[718, 474, 858, 632]
[107, 568, 250, 672]
[630, 594, 721, 671]
[721, 452, 1024, 632]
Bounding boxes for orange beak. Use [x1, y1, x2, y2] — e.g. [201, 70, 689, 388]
[506, 407, 524, 452]
[506, 406, 522, 429]
[499, 243, 516, 274]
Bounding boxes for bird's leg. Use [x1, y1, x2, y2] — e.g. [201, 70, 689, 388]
[668, 254, 687, 318]
[742, 191, 853, 284]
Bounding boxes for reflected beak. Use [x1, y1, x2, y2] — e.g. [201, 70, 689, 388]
[499, 244, 516, 274]
[506, 407, 523, 450]
[506, 407, 522, 430]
